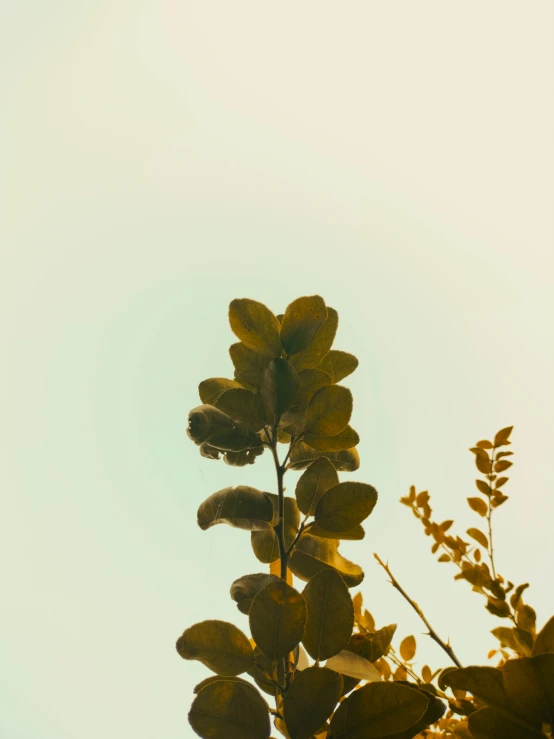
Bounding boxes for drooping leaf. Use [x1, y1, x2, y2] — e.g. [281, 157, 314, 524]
[400, 635, 417, 661]
[325, 650, 382, 682]
[304, 425, 360, 452]
[295, 457, 339, 516]
[261, 358, 299, 421]
[280, 369, 333, 435]
[288, 533, 364, 588]
[302, 570, 354, 661]
[229, 298, 282, 357]
[317, 350, 359, 384]
[468, 706, 543, 739]
[314, 482, 378, 532]
[199, 377, 244, 405]
[176, 620, 255, 675]
[467, 528, 488, 548]
[305, 385, 353, 437]
[347, 624, 397, 662]
[230, 342, 272, 390]
[290, 308, 339, 371]
[310, 523, 365, 540]
[230, 573, 280, 615]
[188, 404, 261, 451]
[280, 296, 328, 356]
[251, 495, 300, 563]
[189, 679, 270, 739]
[288, 443, 360, 472]
[532, 615, 554, 656]
[249, 580, 307, 662]
[215, 388, 267, 431]
[283, 666, 343, 739]
[194, 675, 252, 694]
[197, 486, 274, 531]
[328, 682, 429, 738]
[467, 497, 488, 517]
[223, 445, 265, 466]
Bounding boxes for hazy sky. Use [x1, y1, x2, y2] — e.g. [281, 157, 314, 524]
[2, 2, 553, 738]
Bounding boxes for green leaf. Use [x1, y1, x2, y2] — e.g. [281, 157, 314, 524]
[290, 308, 339, 371]
[295, 457, 339, 516]
[326, 650, 382, 682]
[284, 666, 343, 739]
[280, 296, 328, 356]
[261, 358, 299, 421]
[189, 679, 270, 739]
[309, 523, 365, 541]
[251, 495, 300, 563]
[302, 570, 354, 661]
[229, 298, 282, 357]
[304, 425, 360, 452]
[288, 533, 364, 588]
[199, 377, 244, 405]
[317, 350, 359, 383]
[194, 675, 252, 694]
[176, 620, 255, 675]
[249, 580, 307, 661]
[305, 386, 353, 437]
[468, 706, 544, 739]
[230, 342, 272, 390]
[230, 573, 280, 615]
[215, 388, 267, 431]
[288, 443, 360, 472]
[328, 682, 429, 738]
[197, 486, 274, 531]
[347, 624, 397, 662]
[532, 615, 554, 656]
[314, 482, 378, 532]
[441, 666, 509, 710]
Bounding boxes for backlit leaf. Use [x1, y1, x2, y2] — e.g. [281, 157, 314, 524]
[467, 497, 488, 517]
[288, 443, 360, 472]
[467, 528, 488, 548]
[189, 679, 270, 739]
[326, 650, 382, 682]
[305, 385, 353, 437]
[199, 377, 243, 405]
[194, 675, 251, 694]
[281, 368, 333, 434]
[290, 308, 339, 371]
[494, 426, 513, 447]
[304, 425, 360, 452]
[197, 486, 274, 531]
[441, 666, 508, 710]
[532, 615, 554, 656]
[176, 620, 255, 675]
[476, 440, 493, 449]
[289, 533, 364, 588]
[328, 682, 429, 738]
[302, 570, 354, 661]
[261, 358, 299, 421]
[295, 457, 339, 516]
[251, 495, 300, 563]
[230, 573, 280, 615]
[283, 666, 343, 739]
[310, 523, 365, 540]
[216, 388, 267, 430]
[317, 350, 359, 383]
[471, 447, 492, 475]
[400, 635, 417, 661]
[494, 459, 513, 473]
[229, 298, 282, 357]
[468, 706, 543, 739]
[491, 627, 533, 656]
[249, 580, 307, 661]
[314, 482, 378, 532]
[347, 624, 397, 662]
[517, 605, 536, 633]
[475, 480, 491, 495]
[280, 295, 327, 356]
[230, 342, 271, 390]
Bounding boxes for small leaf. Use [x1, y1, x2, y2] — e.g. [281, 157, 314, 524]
[302, 570, 354, 661]
[491, 493, 508, 508]
[476, 440, 493, 449]
[467, 528, 489, 548]
[328, 682, 429, 738]
[438, 554, 450, 562]
[494, 426, 513, 447]
[314, 482, 378, 532]
[305, 385, 353, 437]
[494, 459, 513, 473]
[475, 479, 491, 495]
[261, 358, 299, 421]
[326, 650, 382, 682]
[280, 296, 327, 356]
[304, 425, 360, 452]
[288, 533, 364, 588]
[295, 457, 339, 516]
[510, 583, 529, 609]
[199, 377, 243, 405]
[229, 298, 282, 357]
[317, 350, 359, 383]
[290, 308, 339, 371]
[197, 486, 274, 531]
[400, 635, 417, 661]
[532, 615, 554, 656]
[230, 573, 280, 615]
[421, 665, 432, 683]
[486, 598, 511, 618]
[283, 666, 343, 739]
[495, 476, 509, 488]
[467, 497, 488, 517]
[176, 620, 255, 675]
[215, 388, 267, 430]
[249, 580, 307, 661]
[347, 625, 397, 662]
[189, 679, 270, 739]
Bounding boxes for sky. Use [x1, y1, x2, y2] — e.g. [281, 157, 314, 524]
[1, 2, 553, 738]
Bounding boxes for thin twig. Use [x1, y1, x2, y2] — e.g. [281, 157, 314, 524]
[374, 553, 463, 669]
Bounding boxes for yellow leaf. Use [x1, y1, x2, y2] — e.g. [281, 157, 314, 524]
[467, 527, 488, 548]
[494, 426, 513, 447]
[400, 635, 416, 661]
[467, 497, 488, 517]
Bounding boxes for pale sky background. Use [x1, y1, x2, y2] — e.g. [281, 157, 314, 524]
[1, 2, 553, 738]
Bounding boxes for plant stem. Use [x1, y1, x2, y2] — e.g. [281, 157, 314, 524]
[374, 554, 463, 669]
[486, 448, 497, 580]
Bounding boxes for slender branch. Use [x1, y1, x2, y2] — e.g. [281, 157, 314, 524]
[486, 448, 497, 580]
[374, 554, 463, 669]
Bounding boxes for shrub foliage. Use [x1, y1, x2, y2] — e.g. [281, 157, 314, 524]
[178, 296, 554, 739]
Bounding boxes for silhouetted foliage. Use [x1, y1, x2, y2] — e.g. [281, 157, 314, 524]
[178, 297, 554, 738]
